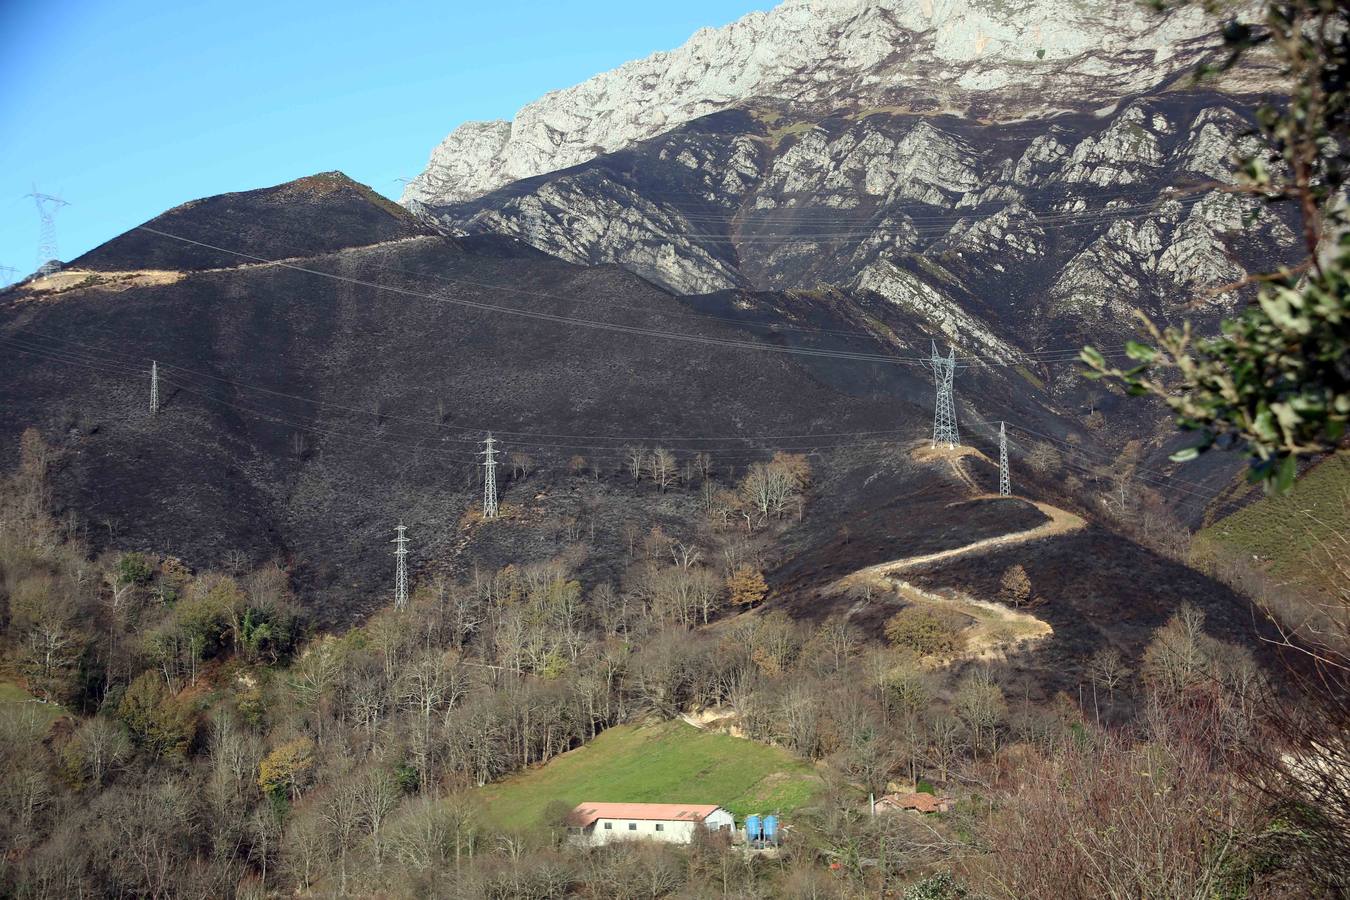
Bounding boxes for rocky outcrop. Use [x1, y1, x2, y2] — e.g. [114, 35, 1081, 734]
[404, 0, 1265, 206]
[430, 92, 1303, 354]
[854, 259, 1022, 363]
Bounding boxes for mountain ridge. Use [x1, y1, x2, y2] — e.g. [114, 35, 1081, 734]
[402, 0, 1272, 207]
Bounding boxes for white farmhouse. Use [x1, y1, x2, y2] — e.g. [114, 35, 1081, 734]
[566, 802, 735, 846]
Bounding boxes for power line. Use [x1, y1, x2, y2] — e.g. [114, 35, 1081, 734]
[0, 331, 902, 451]
[140, 194, 1212, 352]
[130, 225, 1137, 373]
[0, 321, 1228, 509]
[0, 326, 1132, 467]
[1, 297, 1207, 487]
[447, 168, 1199, 216]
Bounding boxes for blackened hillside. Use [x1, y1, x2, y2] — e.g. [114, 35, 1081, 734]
[0, 173, 1088, 620]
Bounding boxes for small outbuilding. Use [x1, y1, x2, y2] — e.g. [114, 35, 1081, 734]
[566, 802, 735, 846]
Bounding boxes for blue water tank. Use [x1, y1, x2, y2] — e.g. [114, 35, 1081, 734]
[745, 815, 762, 841]
[764, 815, 779, 842]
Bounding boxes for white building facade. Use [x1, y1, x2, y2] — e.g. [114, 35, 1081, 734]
[567, 802, 736, 846]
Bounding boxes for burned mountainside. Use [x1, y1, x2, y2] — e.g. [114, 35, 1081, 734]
[0, 172, 1104, 623]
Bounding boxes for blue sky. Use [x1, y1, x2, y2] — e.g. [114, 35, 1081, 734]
[0, 0, 773, 278]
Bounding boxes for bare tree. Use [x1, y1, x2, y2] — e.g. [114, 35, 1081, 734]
[1026, 441, 1061, 474]
[1087, 645, 1130, 701]
[353, 766, 401, 865]
[623, 446, 646, 485]
[508, 451, 534, 480]
[648, 448, 677, 492]
[695, 451, 713, 481]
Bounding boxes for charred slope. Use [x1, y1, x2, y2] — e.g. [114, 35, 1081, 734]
[768, 441, 1283, 697]
[0, 173, 1100, 621]
[427, 93, 1286, 521]
[77, 172, 426, 273]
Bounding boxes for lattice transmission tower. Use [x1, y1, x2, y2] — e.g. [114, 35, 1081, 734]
[0, 266, 17, 289]
[149, 361, 160, 414]
[392, 523, 409, 610]
[481, 433, 499, 519]
[928, 341, 960, 448]
[999, 421, 1011, 496]
[26, 188, 69, 276]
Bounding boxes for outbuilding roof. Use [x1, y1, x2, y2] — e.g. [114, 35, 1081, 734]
[568, 802, 723, 829]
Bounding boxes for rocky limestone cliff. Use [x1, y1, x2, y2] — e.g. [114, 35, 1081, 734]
[429, 95, 1300, 356]
[404, 0, 1270, 206]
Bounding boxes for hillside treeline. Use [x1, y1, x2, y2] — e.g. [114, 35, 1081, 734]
[0, 429, 1344, 898]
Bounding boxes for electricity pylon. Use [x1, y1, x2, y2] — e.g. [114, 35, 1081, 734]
[25, 188, 69, 275]
[0, 266, 18, 288]
[929, 341, 960, 448]
[999, 421, 1011, 496]
[149, 361, 159, 414]
[481, 433, 499, 519]
[392, 523, 409, 610]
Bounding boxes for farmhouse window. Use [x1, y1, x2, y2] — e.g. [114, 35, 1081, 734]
[628, 823, 637, 831]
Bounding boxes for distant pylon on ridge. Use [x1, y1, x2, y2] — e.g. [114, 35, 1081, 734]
[149, 361, 159, 414]
[999, 421, 1011, 497]
[929, 340, 960, 448]
[481, 433, 499, 519]
[0, 266, 18, 288]
[392, 522, 409, 610]
[25, 188, 69, 276]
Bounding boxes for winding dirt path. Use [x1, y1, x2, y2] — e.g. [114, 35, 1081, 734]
[821, 443, 1089, 658]
[836, 500, 1085, 592]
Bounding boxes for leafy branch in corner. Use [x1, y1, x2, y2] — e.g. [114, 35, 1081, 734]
[1082, 0, 1350, 490]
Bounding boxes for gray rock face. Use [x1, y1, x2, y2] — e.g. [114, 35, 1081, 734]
[404, 0, 1269, 206]
[429, 94, 1301, 359]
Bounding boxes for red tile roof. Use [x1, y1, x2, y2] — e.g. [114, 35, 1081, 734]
[568, 802, 722, 829]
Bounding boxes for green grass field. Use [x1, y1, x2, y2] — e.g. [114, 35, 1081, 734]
[1194, 451, 1349, 591]
[477, 720, 824, 829]
[0, 679, 67, 728]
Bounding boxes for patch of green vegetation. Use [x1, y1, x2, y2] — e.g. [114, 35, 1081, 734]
[749, 108, 783, 126]
[1013, 364, 1045, 391]
[855, 105, 906, 120]
[764, 120, 819, 147]
[0, 679, 67, 728]
[1121, 122, 1154, 149]
[477, 720, 823, 828]
[1194, 451, 1350, 589]
[912, 255, 955, 282]
[747, 107, 824, 145]
[861, 312, 903, 346]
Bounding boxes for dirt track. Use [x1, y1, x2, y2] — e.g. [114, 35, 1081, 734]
[837, 499, 1085, 589]
[831, 443, 1086, 595]
[822, 444, 1087, 657]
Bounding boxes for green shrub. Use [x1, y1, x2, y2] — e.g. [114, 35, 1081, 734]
[116, 671, 197, 758]
[116, 552, 153, 585]
[884, 606, 967, 656]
